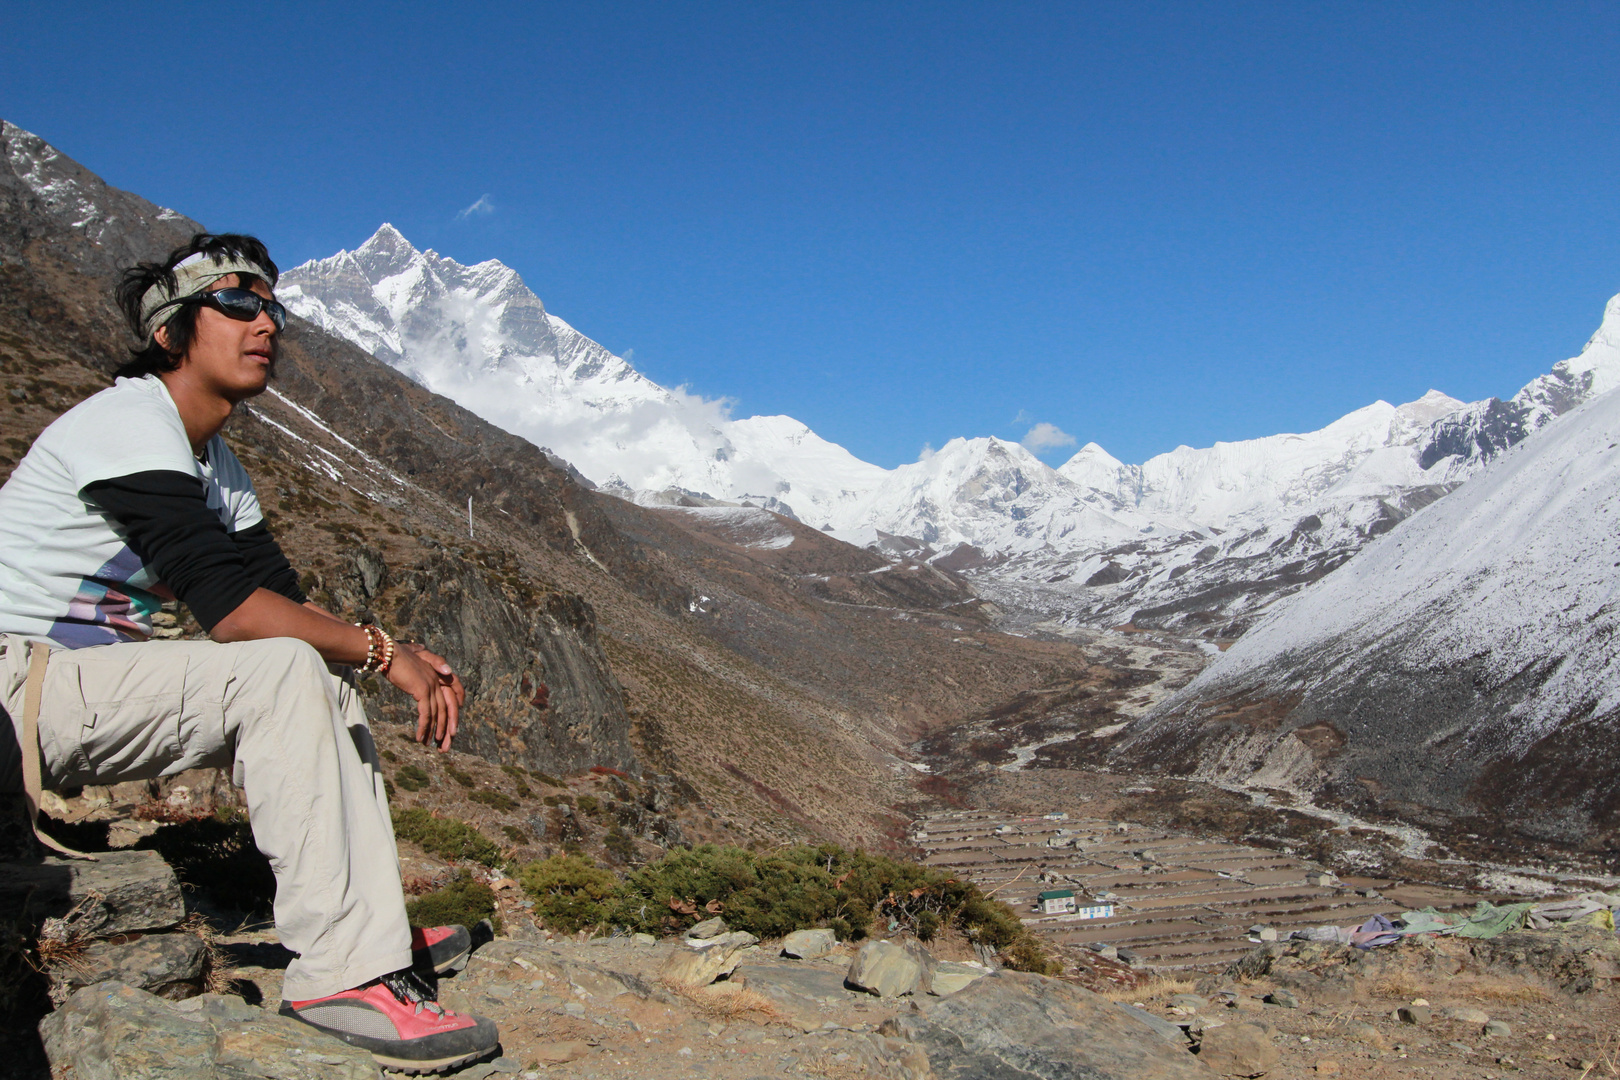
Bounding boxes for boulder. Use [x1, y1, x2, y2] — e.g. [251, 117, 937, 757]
[1441, 1006, 1490, 1024]
[846, 940, 925, 998]
[683, 916, 727, 941]
[661, 931, 758, 988]
[884, 971, 1216, 1078]
[0, 850, 184, 935]
[39, 982, 375, 1080]
[1196, 1021, 1279, 1077]
[781, 927, 836, 959]
[61, 933, 206, 999]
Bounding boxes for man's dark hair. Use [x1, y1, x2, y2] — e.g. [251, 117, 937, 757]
[114, 233, 281, 379]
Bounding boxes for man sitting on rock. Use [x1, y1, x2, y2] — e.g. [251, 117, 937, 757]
[0, 234, 499, 1073]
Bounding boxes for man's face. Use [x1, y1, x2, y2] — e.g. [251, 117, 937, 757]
[176, 273, 279, 402]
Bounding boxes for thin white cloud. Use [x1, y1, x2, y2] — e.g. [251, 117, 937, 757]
[456, 194, 495, 220]
[917, 442, 936, 462]
[1021, 422, 1077, 454]
[1013, 408, 1033, 426]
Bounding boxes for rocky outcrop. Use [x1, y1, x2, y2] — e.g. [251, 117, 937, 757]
[357, 548, 635, 777]
[40, 982, 376, 1080]
[0, 851, 184, 937]
[884, 970, 1214, 1079]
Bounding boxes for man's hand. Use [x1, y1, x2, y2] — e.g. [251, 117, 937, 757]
[388, 643, 466, 751]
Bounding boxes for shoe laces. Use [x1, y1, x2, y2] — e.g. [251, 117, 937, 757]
[381, 969, 447, 1017]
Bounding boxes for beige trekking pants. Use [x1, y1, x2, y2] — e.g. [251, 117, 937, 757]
[0, 634, 411, 1000]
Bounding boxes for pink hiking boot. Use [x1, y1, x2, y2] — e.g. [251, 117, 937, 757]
[280, 969, 498, 1074]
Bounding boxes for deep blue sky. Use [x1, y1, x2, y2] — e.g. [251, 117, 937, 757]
[6, 2, 1619, 467]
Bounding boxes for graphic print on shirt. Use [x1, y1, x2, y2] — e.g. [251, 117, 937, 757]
[47, 545, 167, 648]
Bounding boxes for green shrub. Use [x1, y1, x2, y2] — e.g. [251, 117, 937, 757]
[500, 765, 533, 798]
[542, 795, 567, 808]
[391, 808, 502, 867]
[405, 880, 497, 929]
[446, 766, 475, 789]
[518, 854, 619, 933]
[395, 764, 429, 792]
[501, 824, 530, 844]
[607, 842, 1052, 969]
[380, 749, 398, 763]
[576, 795, 600, 816]
[470, 790, 519, 812]
[534, 772, 563, 788]
[604, 825, 636, 863]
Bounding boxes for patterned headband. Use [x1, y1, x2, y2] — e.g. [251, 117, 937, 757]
[138, 251, 275, 342]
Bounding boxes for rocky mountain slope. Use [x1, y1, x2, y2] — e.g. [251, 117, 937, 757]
[278, 228, 888, 526]
[1, 118, 1100, 849]
[1100, 378, 1620, 853]
[281, 224, 1620, 644]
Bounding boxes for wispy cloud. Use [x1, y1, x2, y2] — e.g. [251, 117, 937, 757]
[456, 194, 495, 220]
[1013, 408, 1033, 426]
[1020, 422, 1077, 454]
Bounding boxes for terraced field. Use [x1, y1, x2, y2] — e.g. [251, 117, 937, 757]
[913, 809, 1482, 969]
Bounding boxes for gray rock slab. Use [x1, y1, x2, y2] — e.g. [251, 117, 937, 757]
[931, 961, 991, 996]
[1120, 1003, 1192, 1047]
[1195, 1021, 1279, 1077]
[1, 850, 185, 935]
[887, 970, 1217, 1079]
[735, 962, 860, 1029]
[781, 927, 836, 959]
[64, 933, 206, 999]
[40, 981, 375, 1080]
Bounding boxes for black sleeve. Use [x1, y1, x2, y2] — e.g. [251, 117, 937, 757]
[231, 521, 308, 605]
[82, 470, 263, 632]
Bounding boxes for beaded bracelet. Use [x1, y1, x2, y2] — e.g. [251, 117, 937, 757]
[357, 622, 396, 675]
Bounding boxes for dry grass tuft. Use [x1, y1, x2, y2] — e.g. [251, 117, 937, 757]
[798, 1051, 874, 1079]
[1368, 973, 1426, 1000]
[660, 977, 783, 1023]
[178, 913, 238, 996]
[1459, 978, 1553, 1004]
[1094, 974, 1197, 1002]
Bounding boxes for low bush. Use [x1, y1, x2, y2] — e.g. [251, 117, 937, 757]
[405, 880, 497, 930]
[501, 824, 530, 844]
[470, 790, 519, 812]
[499, 765, 533, 798]
[445, 766, 475, 789]
[609, 842, 1054, 971]
[391, 808, 503, 868]
[394, 764, 429, 792]
[518, 854, 619, 933]
[604, 825, 636, 863]
[576, 795, 601, 816]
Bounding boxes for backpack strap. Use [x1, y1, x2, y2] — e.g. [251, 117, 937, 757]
[21, 642, 96, 861]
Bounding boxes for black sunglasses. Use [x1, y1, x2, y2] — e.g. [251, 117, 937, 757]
[189, 287, 288, 331]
